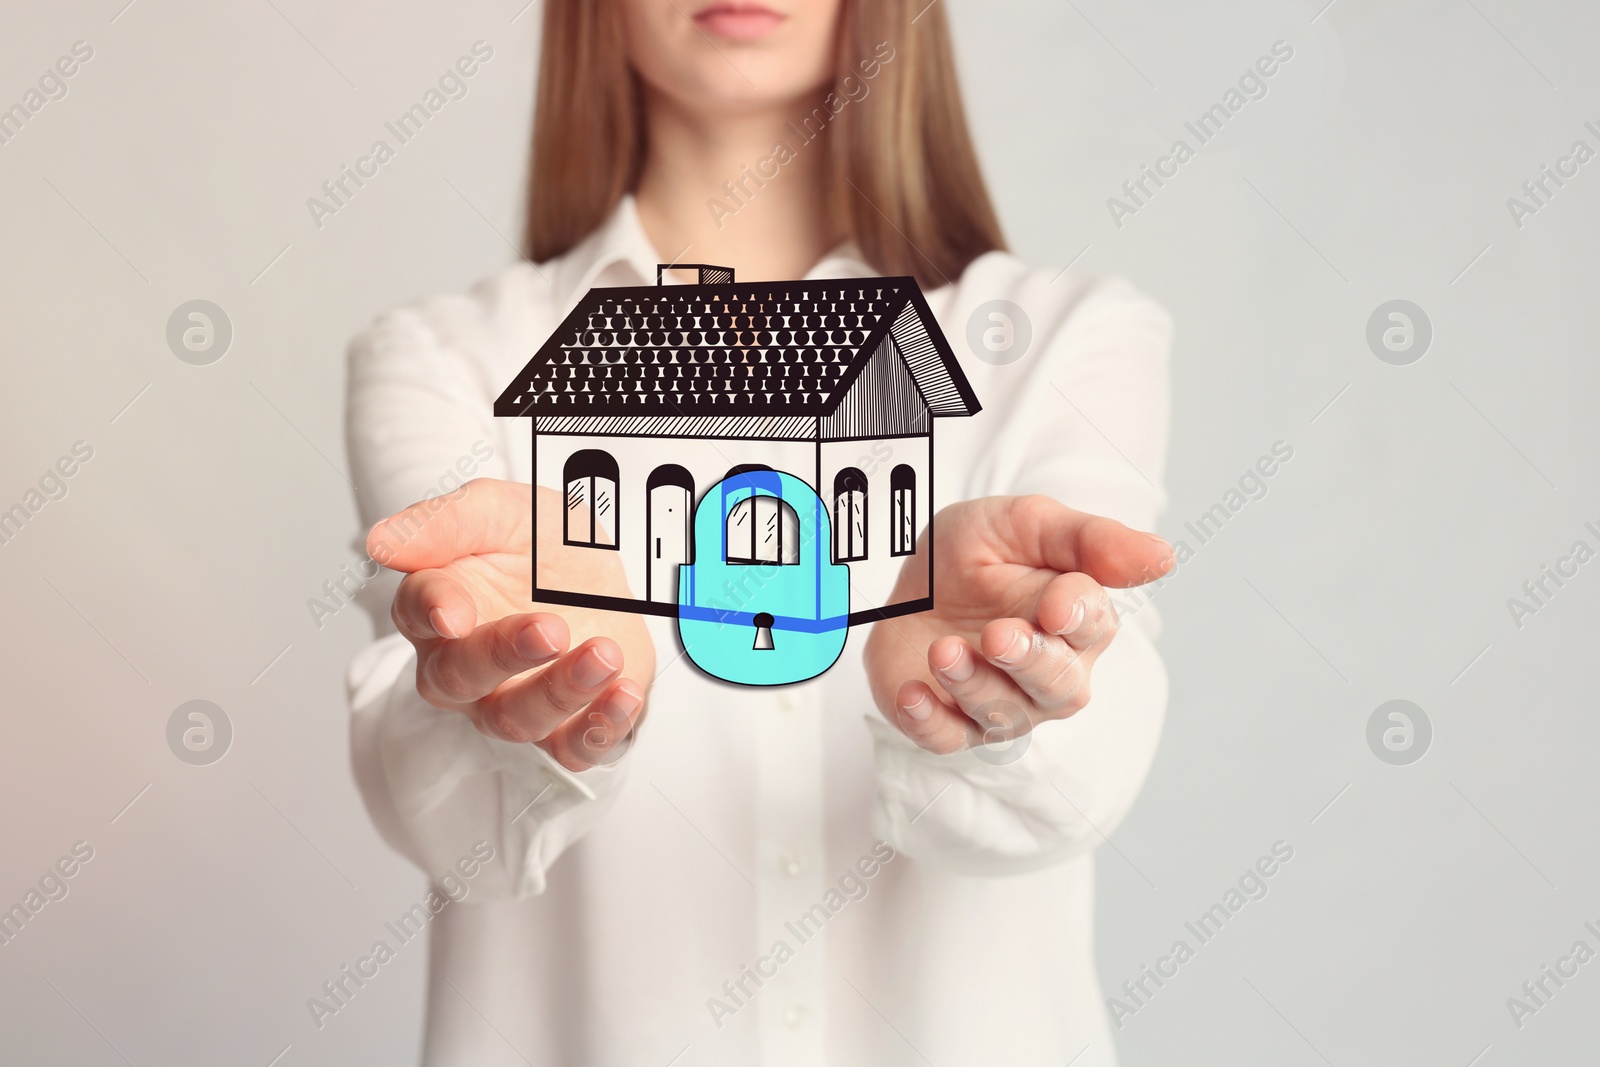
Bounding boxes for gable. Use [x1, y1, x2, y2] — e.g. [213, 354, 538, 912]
[820, 334, 930, 439]
[888, 290, 980, 417]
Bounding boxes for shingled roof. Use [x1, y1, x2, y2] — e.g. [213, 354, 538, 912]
[493, 276, 980, 419]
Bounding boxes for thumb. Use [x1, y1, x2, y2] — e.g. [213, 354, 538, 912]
[366, 479, 530, 573]
[1007, 495, 1175, 589]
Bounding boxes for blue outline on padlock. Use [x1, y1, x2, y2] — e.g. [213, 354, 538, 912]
[677, 469, 850, 686]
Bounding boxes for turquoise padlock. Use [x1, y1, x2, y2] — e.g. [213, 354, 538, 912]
[676, 469, 850, 686]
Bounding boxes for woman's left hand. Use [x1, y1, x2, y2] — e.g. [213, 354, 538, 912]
[863, 495, 1174, 755]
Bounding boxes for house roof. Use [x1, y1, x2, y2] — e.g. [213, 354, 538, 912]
[493, 276, 980, 419]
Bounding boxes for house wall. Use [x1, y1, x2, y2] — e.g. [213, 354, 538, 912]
[532, 429, 934, 620]
[533, 431, 815, 610]
[817, 433, 932, 617]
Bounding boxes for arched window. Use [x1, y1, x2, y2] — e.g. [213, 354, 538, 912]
[564, 449, 618, 549]
[833, 467, 867, 563]
[725, 494, 799, 565]
[890, 464, 916, 556]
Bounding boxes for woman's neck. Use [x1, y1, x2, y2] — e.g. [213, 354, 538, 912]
[633, 88, 843, 281]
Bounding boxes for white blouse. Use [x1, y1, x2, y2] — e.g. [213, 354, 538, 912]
[345, 196, 1172, 1067]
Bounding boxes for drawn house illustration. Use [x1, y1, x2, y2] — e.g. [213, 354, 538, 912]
[493, 264, 980, 643]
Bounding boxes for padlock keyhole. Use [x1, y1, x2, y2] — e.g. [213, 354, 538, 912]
[752, 612, 775, 651]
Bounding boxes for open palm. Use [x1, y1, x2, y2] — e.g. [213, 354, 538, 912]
[369, 481, 655, 770]
[863, 495, 1173, 755]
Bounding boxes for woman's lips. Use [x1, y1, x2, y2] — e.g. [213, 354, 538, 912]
[692, 2, 785, 40]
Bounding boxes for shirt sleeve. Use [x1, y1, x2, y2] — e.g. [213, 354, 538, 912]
[344, 296, 632, 900]
[867, 270, 1173, 876]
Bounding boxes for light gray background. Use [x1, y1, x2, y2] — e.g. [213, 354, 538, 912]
[1, 0, 1595, 1064]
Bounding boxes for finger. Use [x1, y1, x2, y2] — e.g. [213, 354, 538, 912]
[892, 680, 981, 755]
[927, 636, 1037, 738]
[476, 637, 625, 743]
[392, 568, 482, 642]
[539, 680, 645, 772]
[1005, 495, 1175, 589]
[1035, 572, 1118, 652]
[978, 618, 1092, 715]
[416, 613, 569, 706]
[367, 479, 531, 573]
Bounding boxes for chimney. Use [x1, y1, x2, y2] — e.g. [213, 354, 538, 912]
[656, 263, 735, 286]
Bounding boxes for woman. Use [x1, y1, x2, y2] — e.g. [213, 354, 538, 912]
[347, 1, 1174, 1063]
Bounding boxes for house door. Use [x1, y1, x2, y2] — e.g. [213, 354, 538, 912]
[646, 464, 694, 603]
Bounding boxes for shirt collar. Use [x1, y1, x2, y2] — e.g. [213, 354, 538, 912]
[550, 194, 876, 307]
[550, 194, 662, 306]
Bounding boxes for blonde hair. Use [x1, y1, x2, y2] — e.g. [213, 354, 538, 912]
[523, 0, 1006, 288]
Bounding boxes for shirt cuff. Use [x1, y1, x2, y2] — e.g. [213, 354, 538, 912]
[863, 618, 1167, 877]
[349, 633, 633, 899]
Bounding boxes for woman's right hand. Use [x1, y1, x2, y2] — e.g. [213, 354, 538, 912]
[367, 479, 656, 771]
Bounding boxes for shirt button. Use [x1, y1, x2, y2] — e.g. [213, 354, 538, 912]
[782, 1003, 806, 1028]
[779, 849, 807, 877]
